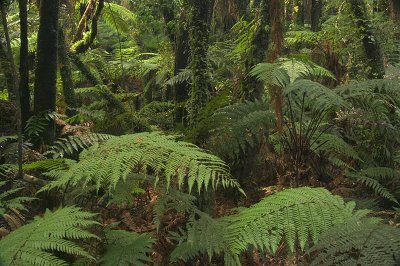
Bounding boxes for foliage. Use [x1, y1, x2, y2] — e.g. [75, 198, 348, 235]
[0, 206, 99, 266]
[207, 100, 275, 160]
[171, 187, 367, 265]
[0, 180, 34, 216]
[101, 229, 154, 266]
[45, 133, 115, 158]
[41, 132, 243, 194]
[309, 219, 400, 266]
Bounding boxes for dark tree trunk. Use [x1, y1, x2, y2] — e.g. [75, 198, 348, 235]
[58, 28, 77, 116]
[33, 0, 60, 144]
[173, 22, 190, 123]
[241, 0, 271, 100]
[19, 0, 30, 127]
[295, 0, 305, 26]
[348, 0, 385, 79]
[389, 0, 400, 23]
[311, 0, 322, 31]
[187, 0, 212, 125]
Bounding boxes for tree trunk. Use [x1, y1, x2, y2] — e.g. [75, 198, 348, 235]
[311, 0, 322, 31]
[1, 1, 22, 178]
[348, 0, 385, 79]
[389, 0, 400, 24]
[33, 0, 60, 144]
[241, 0, 271, 101]
[19, 0, 30, 127]
[58, 28, 77, 116]
[0, 2, 18, 102]
[187, 0, 212, 125]
[173, 21, 190, 123]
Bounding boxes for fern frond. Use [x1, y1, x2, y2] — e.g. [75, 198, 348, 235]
[41, 132, 243, 195]
[102, 3, 137, 33]
[207, 100, 275, 160]
[309, 219, 400, 266]
[0, 206, 99, 265]
[101, 230, 154, 266]
[171, 187, 366, 265]
[347, 167, 400, 203]
[0, 180, 34, 216]
[285, 79, 347, 112]
[45, 133, 115, 158]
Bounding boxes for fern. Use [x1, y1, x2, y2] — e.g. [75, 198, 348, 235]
[346, 167, 399, 203]
[284, 79, 347, 113]
[153, 189, 198, 231]
[101, 230, 154, 266]
[102, 3, 137, 33]
[0, 180, 34, 216]
[24, 112, 62, 138]
[0, 206, 99, 265]
[22, 159, 72, 172]
[41, 132, 243, 195]
[309, 219, 400, 266]
[45, 133, 115, 158]
[171, 187, 368, 265]
[207, 100, 275, 160]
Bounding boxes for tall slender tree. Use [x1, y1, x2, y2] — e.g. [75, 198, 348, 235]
[187, 0, 213, 125]
[33, 0, 60, 144]
[348, 0, 385, 79]
[241, 0, 271, 100]
[58, 28, 77, 116]
[19, 0, 30, 127]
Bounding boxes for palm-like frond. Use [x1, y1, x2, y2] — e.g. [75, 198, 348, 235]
[41, 132, 243, 194]
[0, 206, 99, 266]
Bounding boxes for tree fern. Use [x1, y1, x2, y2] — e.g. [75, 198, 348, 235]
[0, 206, 99, 266]
[207, 100, 275, 160]
[102, 3, 137, 33]
[45, 133, 115, 158]
[0, 180, 34, 216]
[41, 132, 243, 195]
[171, 187, 368, 265]
[101, 230, 154, 266]
[346, 167, 400, 203]
[309, 219, 400, 266]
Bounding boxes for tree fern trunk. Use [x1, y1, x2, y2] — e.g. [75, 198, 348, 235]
[187, 0, 212, 125]
[348, 0, 385, 79]
[241, 0, 271, 101]
[33, 0, 60, 144]
[58, 28, 77, 117]
[389, 0, 400, 23]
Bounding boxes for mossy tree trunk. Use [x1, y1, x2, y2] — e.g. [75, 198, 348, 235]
[241, 0, 271, 101]
[187, 0, 213, 125]
[348, 0, 385, 79]
[58, 28, 77, 117]
[0, 1, 18, 102]
[33, 0, 60, 144]
[19, 0, 30, 127]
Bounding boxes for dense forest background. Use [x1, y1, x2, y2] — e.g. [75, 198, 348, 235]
[0, 0, 400, 265]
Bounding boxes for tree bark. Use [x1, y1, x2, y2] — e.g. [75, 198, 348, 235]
[33, 0, 60, 144]
[389, 0, 400, 24]
[187, 0, 212, 125]
[311, 0, 323, 31]
[241, 0, 271, 101]
[58, 28, 77, 116]
[348, 0, 385, 79]
[19, 0, 30, 127]
[0, 2, 18, 102]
